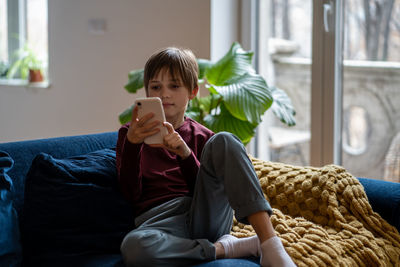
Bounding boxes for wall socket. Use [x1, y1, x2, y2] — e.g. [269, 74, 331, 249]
[88, 19, 107, 35]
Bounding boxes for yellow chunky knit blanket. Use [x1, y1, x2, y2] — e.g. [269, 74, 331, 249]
[231, 158, 400, 266]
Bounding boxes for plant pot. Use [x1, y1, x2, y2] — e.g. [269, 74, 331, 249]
[29, 69, 44, 83]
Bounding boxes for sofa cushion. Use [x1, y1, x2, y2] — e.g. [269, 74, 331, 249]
[358, 177, 400, 231]
[0, 151, 21, 267]
[21, 148, 134, 264]
[0, 131, 118, 217]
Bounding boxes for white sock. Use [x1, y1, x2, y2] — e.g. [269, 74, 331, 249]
[216, 234, 260, 258]
[260, 236, 296, 267]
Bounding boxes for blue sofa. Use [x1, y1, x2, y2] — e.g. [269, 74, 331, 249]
[1, 131, 399, 267]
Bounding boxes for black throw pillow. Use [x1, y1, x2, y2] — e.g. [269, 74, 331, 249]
[21, 149, 134, 264]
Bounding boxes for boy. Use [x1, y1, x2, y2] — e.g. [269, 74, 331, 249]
[116, 47, 295, 267]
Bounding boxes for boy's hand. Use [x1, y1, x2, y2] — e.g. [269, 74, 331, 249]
[150, 122, 191, 159]
[126, 105, 161, 144]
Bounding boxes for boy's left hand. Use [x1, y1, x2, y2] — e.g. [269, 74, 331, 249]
[149, 122, 191, 159]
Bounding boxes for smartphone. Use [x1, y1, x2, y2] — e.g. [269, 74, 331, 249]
[134, 97, 167, 145]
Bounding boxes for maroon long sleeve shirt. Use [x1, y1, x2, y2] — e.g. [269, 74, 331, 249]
[116, 117, 214, 217]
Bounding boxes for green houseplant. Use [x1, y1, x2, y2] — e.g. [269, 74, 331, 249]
[7, 43, 44, 83]
[0, 61, 9, 78]
[120, 42, 296, 144]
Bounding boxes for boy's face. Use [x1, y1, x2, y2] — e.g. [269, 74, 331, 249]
[147, 69, 198, 127]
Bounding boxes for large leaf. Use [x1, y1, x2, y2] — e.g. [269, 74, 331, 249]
[270, 86, 296, 126]
[119, 105, 134, 124]
[197, 58, 213, 80]
[211, 73, 272, 124]
[203, 104, 257, 145]
[124, 69, 144, 93]
[205, 42, 254, 85]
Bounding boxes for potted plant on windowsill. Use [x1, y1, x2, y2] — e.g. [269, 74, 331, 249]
[7, 43, 44, 83]
[120, 42, 296, 144]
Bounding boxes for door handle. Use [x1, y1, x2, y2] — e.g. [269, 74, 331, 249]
[323, 3, 332, 32]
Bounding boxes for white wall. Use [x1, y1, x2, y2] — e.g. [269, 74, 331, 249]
[0, 0, 211, 142]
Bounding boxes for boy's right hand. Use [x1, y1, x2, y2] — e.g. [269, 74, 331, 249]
[126, 105, 161, 144]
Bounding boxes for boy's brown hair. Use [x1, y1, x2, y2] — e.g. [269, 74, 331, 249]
[144, 47, 198, 94]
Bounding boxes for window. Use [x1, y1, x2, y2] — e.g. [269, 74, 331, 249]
[0, 0, 48, 83]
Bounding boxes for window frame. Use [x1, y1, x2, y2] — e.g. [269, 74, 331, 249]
[310, 0, 344, 166]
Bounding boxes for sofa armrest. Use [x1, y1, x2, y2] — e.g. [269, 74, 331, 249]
[358, 177, 400, 232]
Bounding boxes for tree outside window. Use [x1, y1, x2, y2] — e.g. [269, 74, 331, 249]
[270, 0, 400, 61]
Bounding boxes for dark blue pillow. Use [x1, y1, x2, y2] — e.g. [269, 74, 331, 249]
[0, 151, 21, 267]
[21, 149, 134, 264]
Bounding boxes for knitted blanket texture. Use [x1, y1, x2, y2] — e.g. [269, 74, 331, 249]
[231, 158, 400, 266]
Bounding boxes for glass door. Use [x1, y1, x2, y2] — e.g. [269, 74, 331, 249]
[256, 0, 312, 166]
[340, 0, 400, 182]
[255, 0, 399, 180]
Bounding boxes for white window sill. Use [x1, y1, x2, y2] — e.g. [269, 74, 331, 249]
[0, 78, 51, 89]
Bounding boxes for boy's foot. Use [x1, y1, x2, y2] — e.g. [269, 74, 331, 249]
[260, 236, 296, 267]
[216, 234, 260, 258]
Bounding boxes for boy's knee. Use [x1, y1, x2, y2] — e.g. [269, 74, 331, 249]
[121, 230, 164, 266]
[207, 132, 242, 152]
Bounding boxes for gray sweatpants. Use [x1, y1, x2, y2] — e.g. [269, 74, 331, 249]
[120, 132, 272, 267]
